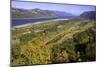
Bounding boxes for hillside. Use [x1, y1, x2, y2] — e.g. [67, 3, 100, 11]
[11, 18, 96, 66]
[80, 11, 96, 20]
[11, 8, 75, 19]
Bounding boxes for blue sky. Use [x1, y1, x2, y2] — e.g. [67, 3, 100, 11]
[12, 1, 96, 15]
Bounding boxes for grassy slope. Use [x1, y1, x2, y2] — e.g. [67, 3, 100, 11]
[11, 19, 96, 66]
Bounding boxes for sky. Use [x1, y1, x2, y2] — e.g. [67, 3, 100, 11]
[12, 1, 96, 15]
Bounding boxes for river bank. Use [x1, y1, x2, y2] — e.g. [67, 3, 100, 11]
[12, 18, 69, 29]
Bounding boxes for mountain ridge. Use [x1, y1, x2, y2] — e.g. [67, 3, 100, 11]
[11, 8, 75, 19]
[80, 11, 96, 20]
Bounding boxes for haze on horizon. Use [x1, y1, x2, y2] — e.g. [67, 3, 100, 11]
[12, 1, 96, 15]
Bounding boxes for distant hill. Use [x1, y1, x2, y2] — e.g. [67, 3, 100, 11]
[11, 8, 75, 19]
[80, 11, 96, 20]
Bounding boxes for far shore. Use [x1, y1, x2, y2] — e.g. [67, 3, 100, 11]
[12, 17, 69, 20]
[12, 18, 51, 20]
[12, 18, 69, 29]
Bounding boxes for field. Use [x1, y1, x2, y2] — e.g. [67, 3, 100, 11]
[11, 19, 96, 66]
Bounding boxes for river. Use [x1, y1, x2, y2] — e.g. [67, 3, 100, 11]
[12, 17, 70, 28]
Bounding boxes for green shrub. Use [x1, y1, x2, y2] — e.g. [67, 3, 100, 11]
[51, 38, 75, 63]
[19, 32, 36, 44]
